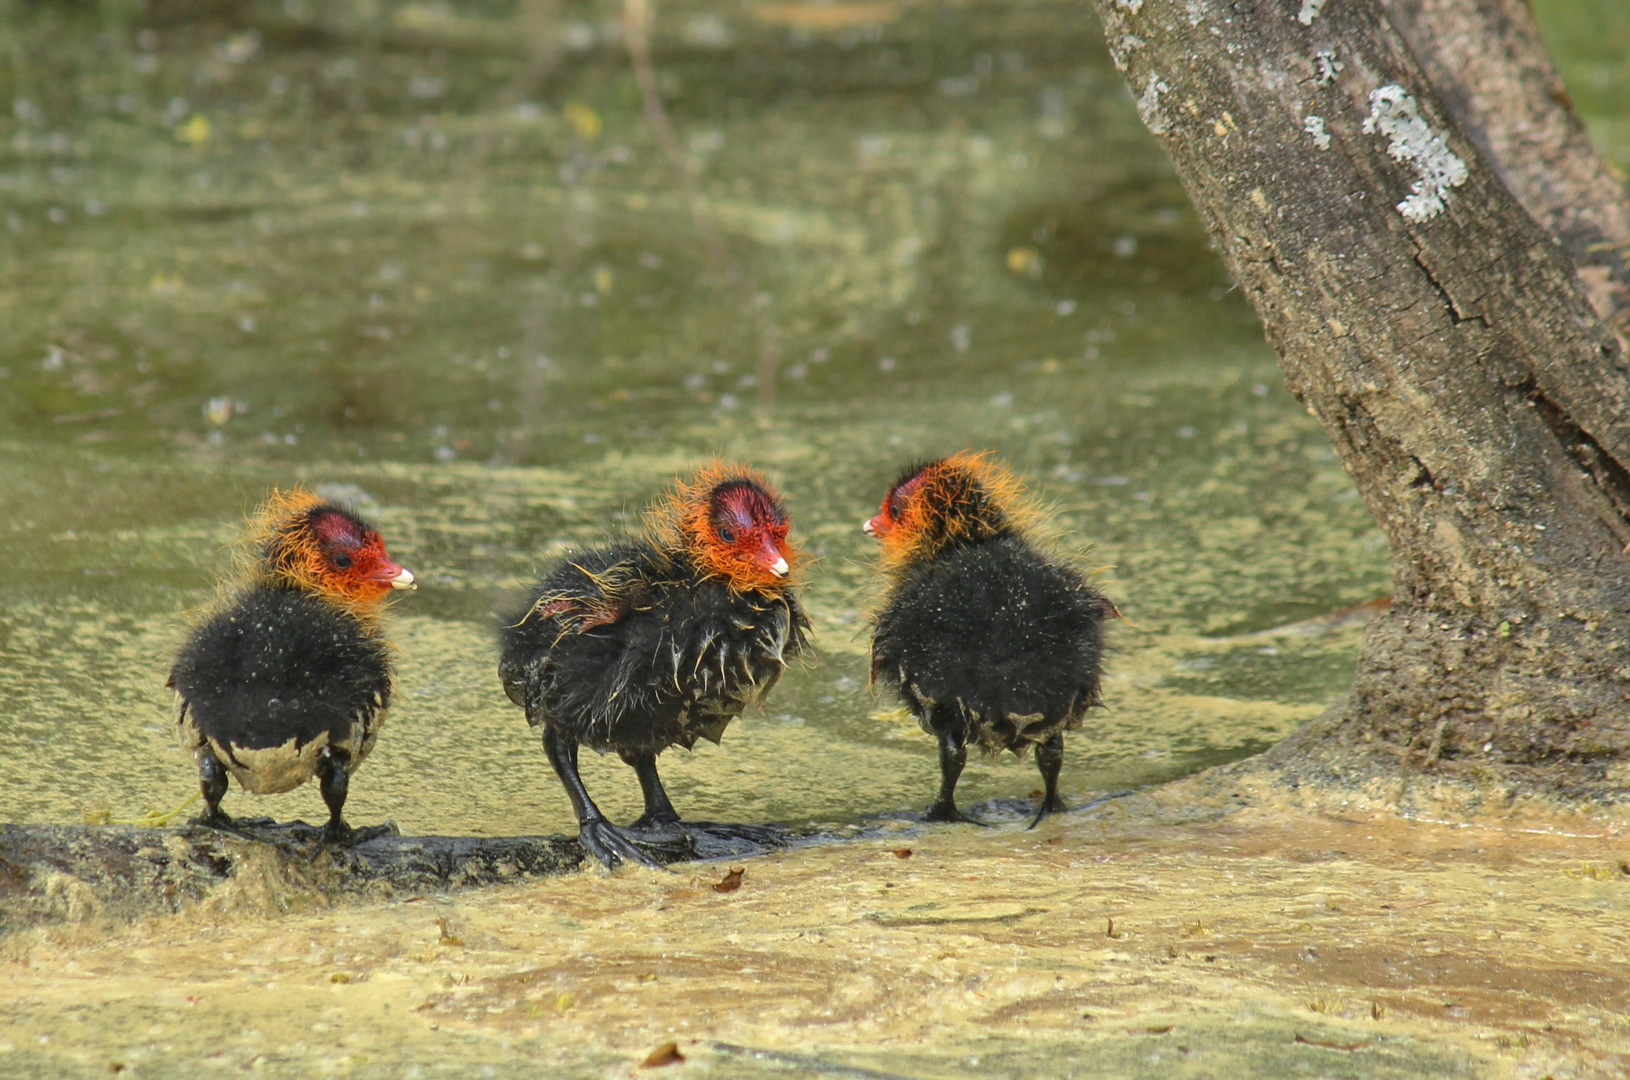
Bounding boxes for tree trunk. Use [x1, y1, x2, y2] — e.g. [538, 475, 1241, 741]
[1382, 0, 1630, 343]
[1089, 0, 1630, 792]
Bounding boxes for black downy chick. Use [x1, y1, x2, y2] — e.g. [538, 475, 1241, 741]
[865, 451, 1116, 826]
[498, 463, 809, 869]
[169, 489, 416, 845]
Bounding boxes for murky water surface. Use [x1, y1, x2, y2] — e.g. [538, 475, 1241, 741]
[1, 0, 1627, 1075]
[0, 0, 1403, 832]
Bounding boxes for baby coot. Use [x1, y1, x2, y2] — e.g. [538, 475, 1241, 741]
[169, 489, 415, 844]
[865, 452, 1116, 826]
[499, 464, 808, 869]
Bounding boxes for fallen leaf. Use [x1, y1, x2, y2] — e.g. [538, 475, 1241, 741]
[1029, 789, 1044, 799]
[641, 1042, 686, 1067]
[714, 868, 744, 893]
[1295, 1034, 1368, 1051]
[891, 848, 913, 859]
[1130, 1025, 1173, 1035]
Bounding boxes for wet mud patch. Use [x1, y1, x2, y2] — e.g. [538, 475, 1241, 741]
[2, 783, 1626, 1078]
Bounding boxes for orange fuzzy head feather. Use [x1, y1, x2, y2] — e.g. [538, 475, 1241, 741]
[246, 487, 415, 614]
[649, 463, 801, 593]
[863, 450, 1040, 571]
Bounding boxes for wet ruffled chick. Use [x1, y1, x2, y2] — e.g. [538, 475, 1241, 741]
[865, 451, 1116, 826]
[168, 489, 416, 844]
[499, 464, 809, 869]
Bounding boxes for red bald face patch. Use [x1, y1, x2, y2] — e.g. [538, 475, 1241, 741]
[700, 480, 793, 588]
[304, 507, 411, 600]
[866, 463, 934, 540]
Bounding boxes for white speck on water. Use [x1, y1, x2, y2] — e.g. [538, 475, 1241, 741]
[1297, 0, 1327, 25]
[1362, 84, 1469, 223]
[1136, 74, 1171, 135]
[1304, 115, 1331, 150]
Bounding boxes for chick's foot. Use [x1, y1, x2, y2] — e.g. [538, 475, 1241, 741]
[579, 819, 667, 870]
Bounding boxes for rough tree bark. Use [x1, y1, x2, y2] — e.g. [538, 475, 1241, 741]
[1089, 0, 1630, 793]
[1383, 0, 1630, 342]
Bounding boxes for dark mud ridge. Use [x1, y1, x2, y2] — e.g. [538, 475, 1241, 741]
[0, 794, 1138, 933]
[0, 819, 815, 933]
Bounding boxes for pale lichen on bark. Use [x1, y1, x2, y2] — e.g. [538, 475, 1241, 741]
[1304, 115, 1331, 150]
[1136, 73, 1171, 134]
[1361, 84, 1470, 223]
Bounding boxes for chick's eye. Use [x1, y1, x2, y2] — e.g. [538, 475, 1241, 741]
[333, 553, 353, 569]
[717, 527, 736, 544]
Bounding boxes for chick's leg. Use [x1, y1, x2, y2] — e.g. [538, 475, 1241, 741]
[924, 706, 986, 826]
[620, 749, 681, 830]
[1029, 732, 1069, 828]
[544, 726, 662, 870]
[316, 746, 355, 845]
[196, 748, 231, 826]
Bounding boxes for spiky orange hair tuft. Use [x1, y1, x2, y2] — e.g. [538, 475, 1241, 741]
[648, 462, 803, 593]
[871, 450, 1046, 575]
[243, 487, 401, 623]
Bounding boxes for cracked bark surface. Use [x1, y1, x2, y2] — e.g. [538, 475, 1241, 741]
[1383, 0, 1630, 343]
[1090, 0, 1630, 793]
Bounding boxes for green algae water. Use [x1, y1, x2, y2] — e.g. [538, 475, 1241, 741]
[0, 0, 1623, 838]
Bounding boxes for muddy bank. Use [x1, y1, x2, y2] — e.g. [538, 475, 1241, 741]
[2, 772, 1626, 1079]
[0, 818, 832, 934]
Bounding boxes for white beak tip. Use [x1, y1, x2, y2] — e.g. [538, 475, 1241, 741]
[862, 517, 876, 536]
[390, 568, 417, 590]
[768, 556, 789, 577]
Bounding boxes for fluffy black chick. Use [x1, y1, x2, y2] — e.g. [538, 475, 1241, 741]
[865, 451, 1116, 826]
[168, 489, 416, 845]
[498, 463, 809, 869]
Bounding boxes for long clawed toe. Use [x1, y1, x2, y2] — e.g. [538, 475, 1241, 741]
[1027, 797, 1069, 830]
[924, 804, 992, 827]
[188, 810, 262, 842]
[627, 811, 683, 834]
[579, 819, 668, 871]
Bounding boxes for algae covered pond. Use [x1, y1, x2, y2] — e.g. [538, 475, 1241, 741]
[0, 0, 1401, 835]
[2, 0, 1629, 1076]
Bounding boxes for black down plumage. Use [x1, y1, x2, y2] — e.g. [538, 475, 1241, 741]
[498, 542, 809, 754]
[871, 534, 1108, 754]
[169, 586, 392, 792]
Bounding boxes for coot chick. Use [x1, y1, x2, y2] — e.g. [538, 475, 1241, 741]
[169, 489, 416, 845]
[499, 464, 808, 869]
[865, 451, 1115, 827]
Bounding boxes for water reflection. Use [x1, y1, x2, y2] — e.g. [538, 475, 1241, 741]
[2, 0, 1398, 834]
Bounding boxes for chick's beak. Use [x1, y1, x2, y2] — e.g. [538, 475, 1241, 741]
[372, 558, 417, 590]
[863, 515, 881, 537]
[759, 536, 790, 577]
